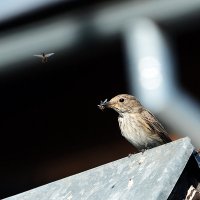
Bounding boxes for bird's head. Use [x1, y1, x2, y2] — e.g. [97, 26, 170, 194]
[98, 94, 142, 114]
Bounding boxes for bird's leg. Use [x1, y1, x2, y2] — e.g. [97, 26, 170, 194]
[140, 149, 146, 154]
[140, 147, 149, 154]
[128, 153, 133, 158]
[128, 151, 138, 157]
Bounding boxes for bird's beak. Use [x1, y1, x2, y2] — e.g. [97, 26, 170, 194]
[102, 101, 110, 108]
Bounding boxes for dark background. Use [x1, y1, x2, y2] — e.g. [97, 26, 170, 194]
[1, 1, 200, 198]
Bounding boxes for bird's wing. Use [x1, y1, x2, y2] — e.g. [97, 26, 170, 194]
[45, 53, 54, 57]
[33, 55, 43, 58]
[141, 109, 172, 143]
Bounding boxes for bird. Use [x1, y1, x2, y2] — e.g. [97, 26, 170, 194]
[33, 52, 55, 63]
[98, 94, 172, 152]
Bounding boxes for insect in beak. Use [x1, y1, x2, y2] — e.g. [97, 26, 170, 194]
[97, 99, 108, 110]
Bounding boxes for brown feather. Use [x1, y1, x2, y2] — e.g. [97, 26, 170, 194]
[140, 109, 172, 143]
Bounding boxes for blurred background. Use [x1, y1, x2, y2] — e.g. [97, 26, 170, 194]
[1, 0, 200, 198]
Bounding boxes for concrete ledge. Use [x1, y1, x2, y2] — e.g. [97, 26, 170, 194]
[4, 137, 194, 200]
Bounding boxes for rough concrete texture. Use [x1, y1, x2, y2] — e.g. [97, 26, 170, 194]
[4, 137, 194, 200]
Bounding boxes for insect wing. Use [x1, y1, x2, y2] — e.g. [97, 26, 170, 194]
[46, 53, 55, 57]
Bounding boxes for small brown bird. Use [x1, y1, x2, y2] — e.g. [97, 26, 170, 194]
[98, 94, 172, 151]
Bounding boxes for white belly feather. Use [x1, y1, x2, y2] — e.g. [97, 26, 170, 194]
[118, 113, 161, 150]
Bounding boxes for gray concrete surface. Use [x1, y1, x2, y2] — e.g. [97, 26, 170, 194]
[4, 137, 194, 200]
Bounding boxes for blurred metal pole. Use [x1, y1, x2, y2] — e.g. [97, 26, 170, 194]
[1, 0, 200, 68]
[123, 19, 200, 147]
[124, 19, 176, 112]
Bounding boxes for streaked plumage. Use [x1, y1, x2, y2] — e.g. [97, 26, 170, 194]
[34, 52, 54, 63]
[98, 94, 171, 151]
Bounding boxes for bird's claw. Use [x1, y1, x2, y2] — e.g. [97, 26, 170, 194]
[128, 153, 133, 158]
[140, 149, 147, 154]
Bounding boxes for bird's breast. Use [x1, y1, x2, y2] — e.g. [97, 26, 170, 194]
[118, 113, 161, 150]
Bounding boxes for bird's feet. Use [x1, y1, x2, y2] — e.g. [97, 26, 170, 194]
[140, 148, 148, 154]
[128, 153, 133, 158]
[128, 152, 137, 157]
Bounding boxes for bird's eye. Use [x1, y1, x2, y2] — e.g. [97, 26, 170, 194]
[119, 98, 124, 102]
